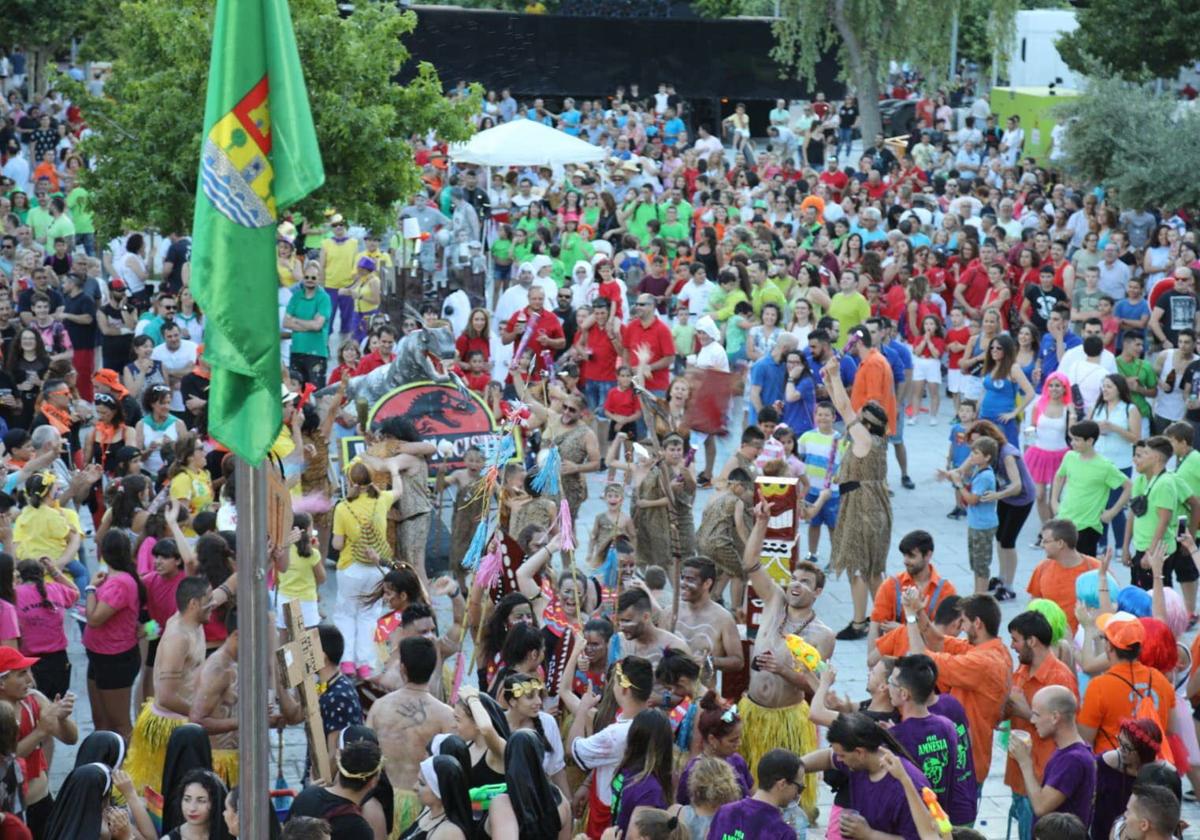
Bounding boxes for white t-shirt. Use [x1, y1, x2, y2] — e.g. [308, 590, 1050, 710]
[151, 339, 199, 411]
[677, 280, 718, 317]
[691, 341, 730, 372]
[1059, 345, 1117, 383]
[571, 715, 633, 806]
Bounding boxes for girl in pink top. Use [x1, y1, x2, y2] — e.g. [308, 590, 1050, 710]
[0, 555, 21, 647]
[15, 557, 78, 702]
[83, 530, 147, 741]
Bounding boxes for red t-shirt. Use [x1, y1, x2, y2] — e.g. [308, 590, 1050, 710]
[455, 333, 490, 361]
[621, 318, 675, 392]
[880, 282, 907, 322]
[946, 326, 972, 368]
[916, 335, 946, 359]
[504, 307, 564, 378]
[604, 386, 641, 420]
[461, 370, 491, 394]
[957, 260, 991, 310]
[596, 280, 624, 320]
[578, 328, 619, 384]
[819, 169, 848, 199]
[354, 351, 394, 376]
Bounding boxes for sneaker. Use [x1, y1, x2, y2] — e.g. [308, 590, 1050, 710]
[1029, 534, 1043, 549]
[908, 416, 920, 427]
[987, 576, 1003, 592]
[70, 605, 88, 625]
[946, 508, 961, 519]
[804, 553, 819, 564]
[928, 416, 938, 426]
[697, 472, 712, 489]
[901, 475, 916, 490]
[835, 620, 869, 641]
[995, 585, 1017, 602]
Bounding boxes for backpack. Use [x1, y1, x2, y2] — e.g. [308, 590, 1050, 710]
[894, 576, 948, 624]
[346, 498, 391, 565]
[1112, 670, 1176, 768]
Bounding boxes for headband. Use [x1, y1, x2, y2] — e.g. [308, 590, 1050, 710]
[337, 756, 383, 781]
[419, 756, 440, 799]
[506, 678, 544, 699]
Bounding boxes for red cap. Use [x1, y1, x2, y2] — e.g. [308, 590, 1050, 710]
[109, 279, 126, 291]
[0, 648, 38, 674]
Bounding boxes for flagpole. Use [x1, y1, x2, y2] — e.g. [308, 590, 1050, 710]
[236, 457, 271, 839]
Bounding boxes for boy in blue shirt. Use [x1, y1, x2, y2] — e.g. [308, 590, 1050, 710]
[945, 399, 978, 519]
[956, 436, 999, 594]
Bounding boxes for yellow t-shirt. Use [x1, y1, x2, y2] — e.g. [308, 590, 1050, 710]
[352, 273, 381, 313]
[12, 504, 75, 561]
[278, 255, 302, 288]
[333, 491, 395, 570]
[321, 237, 360, 289]
[278, 543, 321, 601]
[169, 467, 214, 522]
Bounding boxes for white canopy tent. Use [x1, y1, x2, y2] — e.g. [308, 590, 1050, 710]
[449, 118, 607, 167]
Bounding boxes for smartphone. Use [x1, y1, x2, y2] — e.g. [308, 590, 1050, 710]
[1179, 516, 1188, 538]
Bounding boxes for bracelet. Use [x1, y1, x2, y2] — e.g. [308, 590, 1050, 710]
[743, 562, 763, 576]
[85, 586, 97, 593]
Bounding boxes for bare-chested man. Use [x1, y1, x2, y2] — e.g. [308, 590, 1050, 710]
[366, 635, 455, 832]
[613, 587, 690, 667]
[738, 501, 834, 820]
[127, 575, 211, 797]
[675, 557, 744, 685]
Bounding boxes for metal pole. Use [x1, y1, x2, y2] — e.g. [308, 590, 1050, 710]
[949, 5, 959, 83]
[236, 457, 271, 840]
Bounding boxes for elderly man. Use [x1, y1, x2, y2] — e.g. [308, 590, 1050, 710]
[622, 293, 675, 398]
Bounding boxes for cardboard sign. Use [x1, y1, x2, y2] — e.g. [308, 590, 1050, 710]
[276, 601, 332, 783]
[266, 465, 293, 550]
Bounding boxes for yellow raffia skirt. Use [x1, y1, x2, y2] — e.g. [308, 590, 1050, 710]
[125, 702, 188, 799]
[391, 788, 421, 840]
[740, 694, 818, 820]
[212, 749, 239, 788]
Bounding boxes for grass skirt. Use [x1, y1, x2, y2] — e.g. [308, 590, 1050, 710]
[390, 788, 421, 840]
[740, 694, 818, 820]
[125, 701, 188, 801]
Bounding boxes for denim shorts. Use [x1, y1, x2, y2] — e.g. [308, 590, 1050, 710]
[584, 379, 615, 418]
[805, 489, 840, 528]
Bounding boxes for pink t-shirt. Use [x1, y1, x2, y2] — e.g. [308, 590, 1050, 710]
[141, 570, 183, 626]
[82, 572, 140, 655]
[136, 536, 158, 576]
[0, 601, 19, 644]
[16, 582, 76, 655]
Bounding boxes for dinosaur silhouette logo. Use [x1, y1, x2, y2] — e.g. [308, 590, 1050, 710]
[369, 382, 508, 471]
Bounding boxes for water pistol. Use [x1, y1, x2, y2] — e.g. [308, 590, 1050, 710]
[784, 634, 826, 674]
[922, 787, 951, 835]
[469, 783, 507, 812]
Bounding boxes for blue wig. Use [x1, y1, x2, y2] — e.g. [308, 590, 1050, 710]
[1116, 585, 1153, 618]
[1075, 569, 1119, 608]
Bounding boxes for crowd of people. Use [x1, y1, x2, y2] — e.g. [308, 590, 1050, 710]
[0, 51, 1197, 840]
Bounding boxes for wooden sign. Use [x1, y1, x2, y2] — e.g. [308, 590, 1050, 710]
[276, 601, 332, 783]
[266, 464, 293, 550]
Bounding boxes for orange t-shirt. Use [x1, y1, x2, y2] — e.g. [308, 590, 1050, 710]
[930, 636, 1014, 783]
[1026, 555, 1100, 634]
[1078, 661, 1175, 754]
[850, 349, 898, 435]
[870, 567, 957, 625]
[875, 624, 910, 658]
[1004, 653, 1079, 795]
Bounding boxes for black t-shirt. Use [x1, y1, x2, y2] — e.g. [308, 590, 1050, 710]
[98, 302, 134, 367]
[63, 291, 98, 349]
[0, 322, 16, 362]
[180, 372, 209, 435]
[43, 253, 72, 277]
[1023, 284, 1067, 332]
[1181, 360, 1200, 422]
[1155, 291, 1198, 345]
[288, 786, 373, 840]
[162, 238, 191, 293]
[17, 286, 64, 315]
[837, 104, 859, 130]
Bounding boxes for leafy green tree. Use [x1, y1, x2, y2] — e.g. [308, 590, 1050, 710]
[64, 0, 479, 237]
[1057, 0, 1200, 82]
[1054, 77, 1200, 211]
[6, 0, 96, 97]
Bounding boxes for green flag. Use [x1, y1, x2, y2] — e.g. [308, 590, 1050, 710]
[191, 0, 324, 464]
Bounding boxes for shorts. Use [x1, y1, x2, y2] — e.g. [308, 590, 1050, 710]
[30, 649, 70, 702]
[274, 598, 321, 629]
[146, 638, 160, 668]
[584, 380, 615, 419]
[86, 645, 142, 690]
[968, 527, 997, 578]
[889, 402, 907, 444]
[912, 356, 942, 384]
[805, 489, 840, 529]
[959, 374, 984, 402]
[607, 420, 637, 442]
[492, 263, 512, 282]
[1131, 546, 1200, 589]
[947, 368, 965, 394]
[996, 501, 1034, 549]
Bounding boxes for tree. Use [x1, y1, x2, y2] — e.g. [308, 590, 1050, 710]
[6, 0, 99, 97]
[1054, 78, 1200, 211]
[1057, 0, 1200, 82]
[65, 0, 479, 237]
[699, 0, 1017, 143]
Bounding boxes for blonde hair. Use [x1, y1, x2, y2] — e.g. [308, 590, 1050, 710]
[687, 756, 741, 809]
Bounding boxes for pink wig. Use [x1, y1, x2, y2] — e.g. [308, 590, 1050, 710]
[1137, 617, 1179, 673]
[1033, 371, 1070, 426]
[1161, 587, 1190, 638]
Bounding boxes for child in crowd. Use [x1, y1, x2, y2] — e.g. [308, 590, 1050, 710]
[910, 314, 945, 424]
[1098, 296, 1119, 351]
[944, 305, 972, 412]
[797, 402, 842, 564]
[672, 309, 696, 375]
[588, 482, 635, 569]
[459, 349, 492, 395]
[945, 399, 977, 519]
[275, 511, 326, 632]
[957, 436, 999, 594]
[603, 366, 641, 482]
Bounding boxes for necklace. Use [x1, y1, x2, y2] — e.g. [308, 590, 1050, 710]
[781, 612, 816, 637]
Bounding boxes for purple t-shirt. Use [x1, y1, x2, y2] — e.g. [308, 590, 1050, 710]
[891, 713, 959, 821]
[677, 753, 753, 805]
[1039, 741, 1096, 829]
[833, 753, 931, 840]
[611, 766, 667, 835]
[706, 797, 794, 840]
[929, 693, 978, 826]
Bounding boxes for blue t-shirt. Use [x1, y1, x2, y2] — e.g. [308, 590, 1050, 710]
[967, 466, 999, 529]
[782, 374, 817, 435]
[748, 355, 788, 426]
[1038, 331, 1081, 381]
[882, 340, 913, 385]
[560, 108, 582, 136]
[1113, 298, 1149, 349]
[804, 348, 859, 388]
[663, 117, 685, 146]
[948, 422, 972, 468]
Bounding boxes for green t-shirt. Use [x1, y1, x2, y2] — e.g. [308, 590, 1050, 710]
[828, 292, 871, 348]
[27, 206, 51, 243]
[45, 214, 75, 247]
[659, 221, 688, 256]
[66, 187, 94, 235]
[1175, 449, 1200, 524]
[1130, 470, 1181, 553]
[751, 283, 787, 318]
[285, 287, 333, 357]
[490, 239, 513, 264]
[1116, 356, 1156, 420]
[672, 323, 696, 355]
[657, 200, 692, 224]
[1055, 451, 1129, 532]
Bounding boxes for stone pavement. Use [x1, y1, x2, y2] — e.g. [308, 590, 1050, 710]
[47, 395, 1200, 837]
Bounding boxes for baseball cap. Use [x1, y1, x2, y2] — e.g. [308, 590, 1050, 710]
[0, 648, 38, 675]
[109, 279, 126, 291]
[1096, 611, 1145, 649]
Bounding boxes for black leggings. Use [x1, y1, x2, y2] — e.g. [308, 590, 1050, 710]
[996, 501, 1034, 549]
